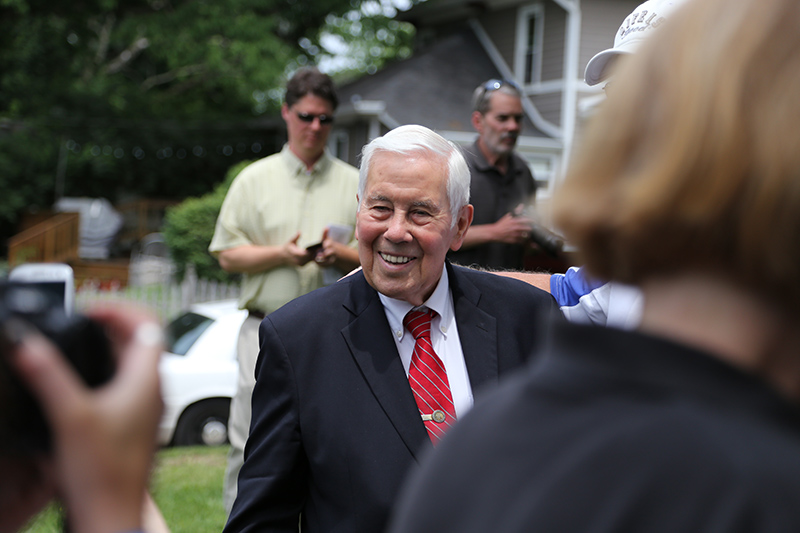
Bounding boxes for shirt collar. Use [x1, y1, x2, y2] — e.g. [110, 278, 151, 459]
[469, 139, 518, 178]
[379, 264, 452, 341]
[468, 140, 494, 172]
[280, 144, 332, 178]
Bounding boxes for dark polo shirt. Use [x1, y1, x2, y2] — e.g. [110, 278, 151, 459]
[448, 140, 536, 270]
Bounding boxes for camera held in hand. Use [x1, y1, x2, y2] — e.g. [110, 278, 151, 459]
[527, 223, 565, 258]
[0, 280, 114, 453]
[513, 205, 565, 258]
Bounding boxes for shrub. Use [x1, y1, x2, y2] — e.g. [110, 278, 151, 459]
[163, 160, 252, 282]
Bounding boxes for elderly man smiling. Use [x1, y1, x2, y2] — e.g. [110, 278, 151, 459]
[223, 124, 558, 533]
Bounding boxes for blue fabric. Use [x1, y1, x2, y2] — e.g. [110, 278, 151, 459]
[549, 266, 605, 307]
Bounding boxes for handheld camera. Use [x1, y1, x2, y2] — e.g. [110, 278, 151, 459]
[0, 264, 114, 453]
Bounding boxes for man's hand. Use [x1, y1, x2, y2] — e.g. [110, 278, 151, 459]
[284, 231, 314, 266]
[491, 212, 534, 245]
[313, 227, 360, 271]
[460, 204, 535, 250]
[312, 227, 337, 268]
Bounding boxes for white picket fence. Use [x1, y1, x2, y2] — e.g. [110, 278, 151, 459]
[75, 265, 240, 323]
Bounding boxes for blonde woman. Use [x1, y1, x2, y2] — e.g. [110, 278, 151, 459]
[390, 0, 800, 530]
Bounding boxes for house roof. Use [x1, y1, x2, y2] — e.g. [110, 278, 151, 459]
[336, 28, 550, 138]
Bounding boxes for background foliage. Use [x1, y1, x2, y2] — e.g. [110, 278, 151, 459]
[162, 159, 250, 282]
[0, 0, 416, 254]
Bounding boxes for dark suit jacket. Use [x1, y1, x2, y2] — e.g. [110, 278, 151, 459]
[223, 262, 559, 533]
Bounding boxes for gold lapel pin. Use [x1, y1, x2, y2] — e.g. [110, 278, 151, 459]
[421, 410, 447, 423]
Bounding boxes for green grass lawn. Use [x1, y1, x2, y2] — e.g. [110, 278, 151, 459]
[21, 445, 229, 533]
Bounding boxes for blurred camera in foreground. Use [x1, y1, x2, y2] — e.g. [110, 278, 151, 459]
[0, 281, 114, 453]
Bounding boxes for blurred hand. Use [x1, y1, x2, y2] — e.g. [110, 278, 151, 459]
[10, 305, 164, 533]
[492, 212, 534, 245]
[314, 227, 339, 268]
[284, 231, 314, 266]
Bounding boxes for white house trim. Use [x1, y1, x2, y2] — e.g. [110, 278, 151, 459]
[515, 3, 545, 86]
[526, 78, 565, 94]
[550, 0, 581, 167]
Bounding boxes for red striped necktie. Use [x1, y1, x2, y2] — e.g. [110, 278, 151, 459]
[404, 309, 456, 444]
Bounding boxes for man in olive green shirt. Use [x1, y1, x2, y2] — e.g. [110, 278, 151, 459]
[209, 67, 359, 512]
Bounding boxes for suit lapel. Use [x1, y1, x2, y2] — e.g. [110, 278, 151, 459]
[341, 274, 430, 460]
[448, 264, 500, 393]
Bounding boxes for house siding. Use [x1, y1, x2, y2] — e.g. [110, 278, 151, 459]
[531, 92, 562, 126]
[579, 0, 641, 80]
[336, 0, 651, 208]
[541, 1, 567, 81]
[481, 7, 520, 71]
[347, 124, 368, 166]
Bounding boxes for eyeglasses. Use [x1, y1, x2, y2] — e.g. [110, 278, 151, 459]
[296, 112, 334, 125]
[481, 78, 521, 93]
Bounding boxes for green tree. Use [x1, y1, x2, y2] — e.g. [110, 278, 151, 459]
[1, 0, 366, 122]
[0, 0, 420, 268]
[162, 158, 250, 282]
[0, 0, 413, 251]
[310, 0, 416, 82]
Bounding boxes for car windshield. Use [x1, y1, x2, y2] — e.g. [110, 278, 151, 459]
[165, 312, 214, 355]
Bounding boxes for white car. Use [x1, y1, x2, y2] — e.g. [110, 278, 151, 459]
[158, 299, 247, 446]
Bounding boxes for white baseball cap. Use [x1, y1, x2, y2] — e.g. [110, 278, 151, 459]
[584, 0, 690, 86]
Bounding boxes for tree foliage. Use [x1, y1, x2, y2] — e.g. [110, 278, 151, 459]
[162, 158, 250, 282]
[1, 0, 363, 121]
[300, 0, 416, 82]
[0, 0, 387, 246]
[0, 0, 418, 258]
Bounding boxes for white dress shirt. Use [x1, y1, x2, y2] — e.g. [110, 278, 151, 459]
[379, 265, 474, 418]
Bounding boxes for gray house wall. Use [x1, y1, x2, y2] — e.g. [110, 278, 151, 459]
[347, 123, 369, 166]
[541, 1, 567, 82]
[480, 7, 519, 71]
[579, 0, 640, 82]
[332, 122, 390, 167]
[472, 2, 568, 85]
[332, 0, 645, 193]
[483, 0, 638, 86]
[531, 92, 563, 127]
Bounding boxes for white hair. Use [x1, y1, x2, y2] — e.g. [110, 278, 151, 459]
[358, 125, 470, 227]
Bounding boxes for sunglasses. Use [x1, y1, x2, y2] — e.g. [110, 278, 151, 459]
[296, 112, 334, 125]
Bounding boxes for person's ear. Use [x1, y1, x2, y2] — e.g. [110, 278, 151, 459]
[471, 111, 484, 133]
[354, 195, 361, 241]
[449, 205, 474, 251]
[281, 103, 290, 122]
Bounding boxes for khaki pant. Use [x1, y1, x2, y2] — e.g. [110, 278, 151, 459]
[222, 315, 261, 514]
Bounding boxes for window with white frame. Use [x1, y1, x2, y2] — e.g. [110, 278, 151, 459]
[515, 3, 545, 86]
